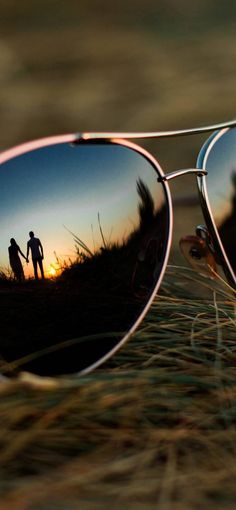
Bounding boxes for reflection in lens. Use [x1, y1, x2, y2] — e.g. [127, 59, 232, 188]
[201, 128, 236, 274]
[0, 142, 169, 376]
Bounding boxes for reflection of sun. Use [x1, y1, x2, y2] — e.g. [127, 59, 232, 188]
[47, 261, 62, 279]
[48, 266, 56, 278]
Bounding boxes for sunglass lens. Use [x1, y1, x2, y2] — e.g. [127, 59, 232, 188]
[198, 127, 236, 277]
[0, 141, 170, 376]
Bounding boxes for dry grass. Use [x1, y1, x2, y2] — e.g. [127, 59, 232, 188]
[1, 2, 236, 507]
[0, 266, 236, 509]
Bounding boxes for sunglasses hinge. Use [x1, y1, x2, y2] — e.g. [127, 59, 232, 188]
[158, 168, 207, 182]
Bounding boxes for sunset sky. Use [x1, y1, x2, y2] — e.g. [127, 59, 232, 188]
[0, 142, 164, 278]
[202, 128, 236, 224]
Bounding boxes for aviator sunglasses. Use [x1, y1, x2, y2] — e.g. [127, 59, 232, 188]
[0, 119, 236, 377]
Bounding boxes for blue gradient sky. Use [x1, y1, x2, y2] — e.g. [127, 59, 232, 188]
[205, 130, 236, 223]
[0, 143, 164, 277]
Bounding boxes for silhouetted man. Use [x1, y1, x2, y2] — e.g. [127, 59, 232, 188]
[27, 231, 44, 280]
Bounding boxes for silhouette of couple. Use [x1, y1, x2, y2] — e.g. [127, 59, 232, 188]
[9, 231, 44, 281]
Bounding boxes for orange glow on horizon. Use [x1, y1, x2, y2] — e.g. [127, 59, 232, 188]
[48, 266, 57, 278]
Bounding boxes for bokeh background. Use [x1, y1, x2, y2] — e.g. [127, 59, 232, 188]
[1, 0, 236, 260]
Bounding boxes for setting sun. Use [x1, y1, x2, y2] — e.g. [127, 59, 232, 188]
[48, 266, 57, 278]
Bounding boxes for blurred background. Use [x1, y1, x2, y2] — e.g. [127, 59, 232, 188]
[1, 0, 236, 261]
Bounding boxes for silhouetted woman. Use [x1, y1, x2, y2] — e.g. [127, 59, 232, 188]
[8, 238, 28, 282]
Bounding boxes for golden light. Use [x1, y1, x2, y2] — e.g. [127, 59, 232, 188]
[48, 266, 56, 278]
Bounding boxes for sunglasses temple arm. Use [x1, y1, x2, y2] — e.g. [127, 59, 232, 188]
[78, 120, 236, 141]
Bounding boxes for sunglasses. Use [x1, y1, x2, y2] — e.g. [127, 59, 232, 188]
[0, 119, 236, 378]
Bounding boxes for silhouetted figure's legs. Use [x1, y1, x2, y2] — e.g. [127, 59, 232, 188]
[38, 257, 45, 279]
[32, 257, 45, 280]
[33, 259, 39, 279]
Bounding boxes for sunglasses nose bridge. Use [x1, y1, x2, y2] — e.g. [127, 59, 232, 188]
[158, 168, 207, 182]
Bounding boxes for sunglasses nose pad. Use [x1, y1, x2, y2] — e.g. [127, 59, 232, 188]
[179, 234, 217, 278]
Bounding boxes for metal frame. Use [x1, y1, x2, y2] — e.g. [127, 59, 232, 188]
[197, 128, 236, 287]
[1, 118, 235, 289]
[78, 139, 173, 375]
[1, 118, 236, 376]
[0, 135, 173, 376]
[76, 119, 236, 141]
[74, 119, 236, 289]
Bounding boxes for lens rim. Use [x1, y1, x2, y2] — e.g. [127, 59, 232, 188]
[197, 128, 236, 287]
[0, 134, 173, 376]
[79, 137, 173, 375]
